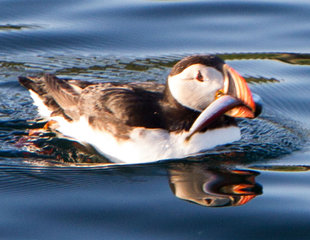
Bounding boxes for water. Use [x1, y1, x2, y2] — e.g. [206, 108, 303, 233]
[1, 0, 310, 239]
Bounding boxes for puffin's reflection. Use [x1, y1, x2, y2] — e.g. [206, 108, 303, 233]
[169, 164, 262, 207]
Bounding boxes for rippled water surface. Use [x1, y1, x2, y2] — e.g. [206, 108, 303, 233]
[1, 0, 310, 239]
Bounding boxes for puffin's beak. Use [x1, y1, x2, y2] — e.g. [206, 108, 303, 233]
[186, 64, 260, 141]
[222, 64, 255, 118]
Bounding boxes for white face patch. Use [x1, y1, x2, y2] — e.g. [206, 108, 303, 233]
[168, 64, 224, 111]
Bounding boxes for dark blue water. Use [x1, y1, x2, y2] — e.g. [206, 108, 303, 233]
[1, 0, 310, 239]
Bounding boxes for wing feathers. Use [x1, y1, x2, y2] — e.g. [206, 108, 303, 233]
[43, 74, 81, 120]
[20, 74, 165, 131]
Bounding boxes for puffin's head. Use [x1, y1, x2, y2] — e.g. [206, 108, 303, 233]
[167, 55, 262, 136]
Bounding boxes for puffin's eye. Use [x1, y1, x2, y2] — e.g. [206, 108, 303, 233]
[195, 70, 203, 82]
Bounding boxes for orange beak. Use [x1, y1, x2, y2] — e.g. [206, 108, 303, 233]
[222, 64, 256, 118]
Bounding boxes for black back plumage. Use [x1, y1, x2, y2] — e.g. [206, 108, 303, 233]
[19, 74, 198, 131]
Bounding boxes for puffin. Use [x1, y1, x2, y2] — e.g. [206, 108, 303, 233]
[19, 55, 262, 163]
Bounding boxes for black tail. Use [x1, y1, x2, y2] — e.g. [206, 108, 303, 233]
[18, 74, 81, 121]
[19, 76, 48, 96]
[19, 74, 73, 121]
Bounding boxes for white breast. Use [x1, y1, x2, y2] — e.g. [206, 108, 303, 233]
[28, 90, 241, 164]
[51, 116, 241, 164]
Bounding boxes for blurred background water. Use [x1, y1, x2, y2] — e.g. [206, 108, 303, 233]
[0, 0, 310, 239]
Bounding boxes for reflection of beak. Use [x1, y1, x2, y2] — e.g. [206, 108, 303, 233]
[236, 195, 256, 206]
[186, 64, 259, 141]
